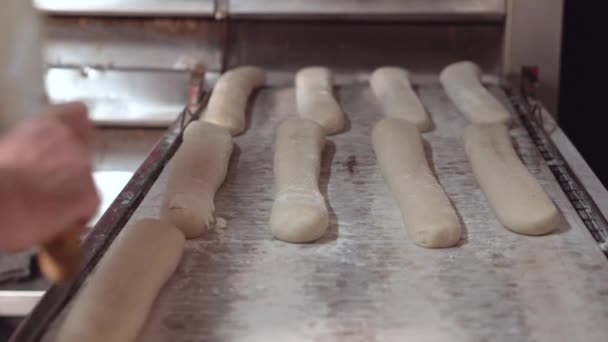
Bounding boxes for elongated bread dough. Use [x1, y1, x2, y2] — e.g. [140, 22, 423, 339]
[161, 121, 233, 238]
[56, 218, 184, 342]
[295, 66, 345, 135]
[440, 61, 511, 125]
[372, 118, 462, 248]
[370, 67, 431, 132]
[203, 66, 265, 136]
[270, 118, 328, 243]
[464, 123, 559, 235]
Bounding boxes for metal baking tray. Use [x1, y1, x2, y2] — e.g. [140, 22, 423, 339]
[15, 76, 608, 341]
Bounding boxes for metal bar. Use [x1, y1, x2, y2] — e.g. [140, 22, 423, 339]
[9, 74, 209, 342]
[228, 0, 506, 22]
[34, 0, 215, 17]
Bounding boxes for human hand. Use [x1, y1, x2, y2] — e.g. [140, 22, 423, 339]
[0, 102, 99, 251]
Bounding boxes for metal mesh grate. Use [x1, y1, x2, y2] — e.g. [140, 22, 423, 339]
[505, 78, 608, 257]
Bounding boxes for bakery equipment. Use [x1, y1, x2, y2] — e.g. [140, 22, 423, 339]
[7, 1, 608, 341]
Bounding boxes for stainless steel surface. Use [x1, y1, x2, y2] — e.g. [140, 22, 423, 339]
[46, 68, 190, 126]
[226, 22, 503, 74]
[0, 292, 44, 317]
[42, 17, 503, 125]
[37, 0, 562, 116]
[35, 0, 505, 21]
[35, 0, 215, 17]
[44, 17, 222, 71]
[229, 0, 506, 21]
[41, 82, 608, 341]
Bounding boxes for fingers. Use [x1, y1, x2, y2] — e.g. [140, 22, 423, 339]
[0, 104, 99, 252]
[47, 102, 92, 144]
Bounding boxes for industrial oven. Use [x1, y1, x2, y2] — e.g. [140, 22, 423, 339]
[3, 1, 608, 341]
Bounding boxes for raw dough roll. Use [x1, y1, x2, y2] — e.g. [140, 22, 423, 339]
[270, 118, 328, 243]
[56, 218, 185, 342]
[464, 123, 559, 235]
[372, 118, 462, 248]
[161, 121, 233, 238]
[370, 67, 431, 132]
[440, 61, 511, 125]
[295, 66, 345, 135]
[203, 66, 265, 136]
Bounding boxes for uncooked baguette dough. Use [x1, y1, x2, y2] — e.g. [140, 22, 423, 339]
[203, 66, 265, 136]
[372, 118, 462, 248]
[56, 218, 185, 342]
[295, 66, 345, 135]
[440, 61, 511, 125]
[270, 118, 328, 243]
[161, 121, 233, 238]
[464, 123, 559, 235]
[370, 67, 432, 132]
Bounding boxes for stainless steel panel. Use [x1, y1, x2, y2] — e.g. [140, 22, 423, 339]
[228, 0, 505, 21]
[35, 0, 215, 17]
[46, 68, 189, 126]
[227, 22, 504, 74]
[44, 17, 222, 71]
[42, 82, 608, 341]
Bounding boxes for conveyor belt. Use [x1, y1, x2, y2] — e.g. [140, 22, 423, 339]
[40, 82, 608, 341]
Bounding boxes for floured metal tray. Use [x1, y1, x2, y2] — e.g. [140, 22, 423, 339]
[34, 81, 608, 341]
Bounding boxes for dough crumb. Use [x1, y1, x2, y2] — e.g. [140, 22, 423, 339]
[215, 217, 228, 229]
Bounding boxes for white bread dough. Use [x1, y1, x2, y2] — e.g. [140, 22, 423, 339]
[295, 66, 345, 135]
[464, 123, 559, 235]
[56, 218, 185, 342]
[370, 67, 431, 132]
[161, 121, 233, 238]
[203, 66, 265, 136]
[372, 118, 462, 248]
[270, 118, 329, 243]
[440, 61, 511, 125]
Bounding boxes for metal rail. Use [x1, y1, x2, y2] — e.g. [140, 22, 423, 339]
[505, 67, 608, 256]
[36, 0, 505, 22]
